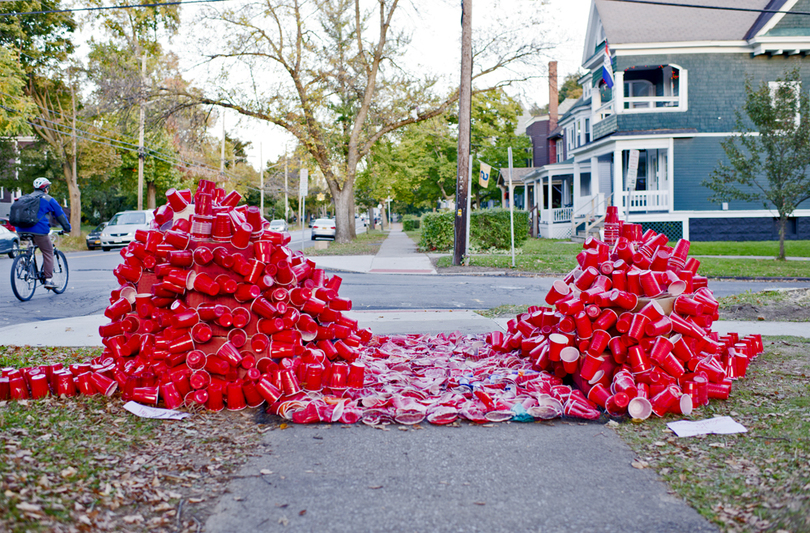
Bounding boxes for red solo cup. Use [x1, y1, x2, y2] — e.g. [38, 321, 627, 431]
[190, 322, 212, 343]
[608, 336, 628, 364]
[674, 296, 704, 316]
[225, 382, 247, 411]
[186, 350, 207, 371]
[318, 340, 339, 361]
[671, 238, 691, 260]
[251, 297, 278, 319]
[165, 229, 191, 250]
[639, 270, 662, 297]
[329, 361, 349, 389]
[347, 362, 365, 388]
[220, 189, 242, 207]
[626, 270, 643, 294]
[193, 247, 214, 267]
[190, 213, 213, 238]
[650, 387, 679, 417]
[254, 240, 274, 263]
[649, 337, 674, 365]
[241, 381, 264, 408]
[279, 368, 302, 395]
[228, 328, 247, 348]
[548, 333, 569, 362]
[117, 263, 142, 283]
[645, 316, 672, 337]
[190, 370, 211, 390]
[135, 293, 154, 318]
[707, 380, 731, 400]
[334, 340, 359, 362]
[131, 386, 159, 405]
[301, 364, 324, 391]
[605, 392, 630, 416]
[212, 213, 233, 241]
[55, 372, 77, 397]
[187, 388, 209, 407]
[76, 372, 96, 396]
[563, 398, 601, 420]
[160, 381, 183, 409]
[234, 283, 261, 303]
[579, 353, 605, 381]
[593, 309, 618, 331]
[574, 266, 600, 290]
[275, 264, 296, 286]
[197, 304, 226, 321]
[573, 311, 593, 339]
[559, 347, 580, 374]
[628, 345, 651, 373]
[660, 352, 686, 378]
[588, 329, 611, 356]
[638, 300, 665, 321]
[258, 317, 285, 335]
[214, 274, 238, 294]
[231, 223, 252, 249]
[218, 341, 244, 367]
[302, 297, 327, 315]
[695, 357, 726, 383]
[165, 187, 189, 211]
[650, 249, 670, 271]
[192, 272, 220, 297]
[627, 396, 652, 420]
[169, 333, 194, 354]
[586, 382, 610, 408]
[172, 309, 200, 329]
[229, 306, 249, 329]
[105, 298, 132, 320]
[545, 280, 571, 305]
[251, 333, 269, 353]
[671, 334, 694, 363]
[556, 297, 584, 316]
[212, 247, 234, 269]
[329, 297, 352, 312]
[9, 376, 29, 399]
[627, 314, 650, 341]
[90, 372, 118, 396]
[611, 290, 638, 310]
[29, 373, 50, 399]
[256, 377, 282, 404]
[612, 371, 638, 398]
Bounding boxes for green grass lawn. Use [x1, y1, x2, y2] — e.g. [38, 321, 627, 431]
[688, 240, 810, 257]
[614, 336, 810, 533]
[436, 238, 810, 278]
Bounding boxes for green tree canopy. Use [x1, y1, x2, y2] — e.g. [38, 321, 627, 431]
[704, 68, 810, 260]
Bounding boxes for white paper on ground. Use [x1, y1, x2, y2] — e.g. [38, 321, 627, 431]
[124, 401, 191, 420]
[667, 416, 747, 438]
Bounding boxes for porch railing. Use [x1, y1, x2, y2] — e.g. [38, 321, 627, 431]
[570, 192, 612, 239]
[620, 190, 669, 212]
[542, 207, 573, 224]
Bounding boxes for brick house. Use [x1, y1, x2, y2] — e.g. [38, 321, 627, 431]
[522, 0, 810, 240]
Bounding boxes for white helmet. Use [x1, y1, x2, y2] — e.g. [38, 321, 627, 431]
[33, 177, 51, 190]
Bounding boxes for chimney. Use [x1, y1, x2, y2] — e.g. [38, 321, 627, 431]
[548, 61, 558, 131]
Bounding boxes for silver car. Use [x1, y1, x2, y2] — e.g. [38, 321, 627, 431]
[311, 218, 336, 240]
[101, 210, 154, 251]
[268, 219, 288, 232]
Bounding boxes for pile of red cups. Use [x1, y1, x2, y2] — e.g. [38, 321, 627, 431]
[0, 194, 761, 425]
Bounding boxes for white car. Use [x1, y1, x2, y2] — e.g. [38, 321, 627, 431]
[311, 218, 336, 240]
[101, 210, 154, 251]
[268, 219, 288, 232]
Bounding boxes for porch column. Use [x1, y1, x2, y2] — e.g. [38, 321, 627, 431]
[668, 138, 675, 213]
[613, 147, 624, 221]
[573, 160, 581, 216]
[591, 156, 601, 216]
[548, 173, 554, 237]
[523, 183, 529, 212]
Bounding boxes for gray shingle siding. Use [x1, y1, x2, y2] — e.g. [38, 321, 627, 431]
[674, 137, 767, 211]
[614, 53, 810, 133]
[766, 0, 810, 36]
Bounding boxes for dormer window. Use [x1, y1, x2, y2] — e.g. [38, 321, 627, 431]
[619, 64, 688, 113]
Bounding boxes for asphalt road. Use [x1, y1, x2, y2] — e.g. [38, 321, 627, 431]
[1, 239, 809, 329]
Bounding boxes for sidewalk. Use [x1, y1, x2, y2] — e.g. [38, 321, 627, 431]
[308, 224, 436, 274]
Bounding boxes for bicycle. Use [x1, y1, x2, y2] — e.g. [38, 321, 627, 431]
[10, 231, 69, 301]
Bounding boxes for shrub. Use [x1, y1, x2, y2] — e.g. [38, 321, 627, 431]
[419, 209, 529, 252]
[419, 211, 454, 251]
[470, 209, 529, 250]
[402, 215, 421, 231]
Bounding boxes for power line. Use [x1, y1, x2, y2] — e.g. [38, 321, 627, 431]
[606, 0, 810, 16]
[0, 0, 229, 17]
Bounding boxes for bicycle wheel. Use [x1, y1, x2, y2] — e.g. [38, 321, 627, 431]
[51, 250, 69, 294]
[11, 254, 37, 301]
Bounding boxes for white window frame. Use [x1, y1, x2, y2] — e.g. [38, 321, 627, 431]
[555, 139, 563, 163]
[769, 80, 801, 127]
[617, 64, 688, 114]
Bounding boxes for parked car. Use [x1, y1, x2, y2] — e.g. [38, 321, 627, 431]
[100, 210, 154, 251]
[86, 221, 108, 250]
[0, 226, 20, 258]
[268, 219, 288, 233]
[311, 218, 336, 240]
[1, 217, 15, 232]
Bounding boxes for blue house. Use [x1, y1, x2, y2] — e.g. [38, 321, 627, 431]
[522, 0, 810, 241]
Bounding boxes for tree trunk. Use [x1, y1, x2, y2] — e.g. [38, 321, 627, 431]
[61, 160, 81, 237]
[332, 184, 357, 243]
[778, 213, 787, 260]
[147, 182, 157, 210]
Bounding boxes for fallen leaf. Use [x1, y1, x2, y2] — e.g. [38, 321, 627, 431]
[631, 461, 649, 469]
[299, 509, 307, 516]
[474, 502, 486, 506]
[16, 502, 42, 513]
[278, 517, 289, 526]
[260, 469, 273, 475]
[368, 485, 383, 489]
[709, 443, 725, 448]
[122, 514, 144, 524]
[60, 466, 77, 478]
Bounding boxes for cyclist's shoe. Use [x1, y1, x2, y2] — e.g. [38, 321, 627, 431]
[43, 279, 56, 289]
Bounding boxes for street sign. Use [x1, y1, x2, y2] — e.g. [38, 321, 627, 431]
[626, 149, 640, 191]
[299, 168, 309, 197]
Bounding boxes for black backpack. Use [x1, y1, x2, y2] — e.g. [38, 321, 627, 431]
[9, 190, 45, 228]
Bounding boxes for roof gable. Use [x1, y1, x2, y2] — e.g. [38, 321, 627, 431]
[593, 0, 772, 44]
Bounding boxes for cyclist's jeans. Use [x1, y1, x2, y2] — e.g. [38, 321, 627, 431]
[32, 234, 54, 279]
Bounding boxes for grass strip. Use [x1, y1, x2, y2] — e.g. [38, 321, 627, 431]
[304, 229, 387, 256]
[0, 346, 269, 533]
[613, 336, 810, 533]
[688, 240, 810, 258]
[476, 304, 530, 319]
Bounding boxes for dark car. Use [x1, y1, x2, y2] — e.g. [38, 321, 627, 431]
[86, 221, 108, 250]
[0, 225, 20, 258]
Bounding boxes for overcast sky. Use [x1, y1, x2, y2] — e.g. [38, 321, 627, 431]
[172, 0, 591, 171]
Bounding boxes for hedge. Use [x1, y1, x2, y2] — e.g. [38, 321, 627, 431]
[402, 215, 421, 231]
[419, 209, 529, 251]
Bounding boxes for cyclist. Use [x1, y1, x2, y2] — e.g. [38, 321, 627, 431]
[14, 178, 71, 289]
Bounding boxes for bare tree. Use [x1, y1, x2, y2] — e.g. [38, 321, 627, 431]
[171, 0, 549, 242]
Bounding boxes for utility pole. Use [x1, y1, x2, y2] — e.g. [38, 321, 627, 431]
[259, 142, 264, 216]
[137, 53, 147, 210]
[284, 150, 289, 221]
[70, 72, 78, 237]
[220, 114, 225, 181]
[454, 0, 472, 266]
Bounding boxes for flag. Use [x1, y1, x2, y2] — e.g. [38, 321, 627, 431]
[479, 162, 492, 188]
[602, 42, 614, 89]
